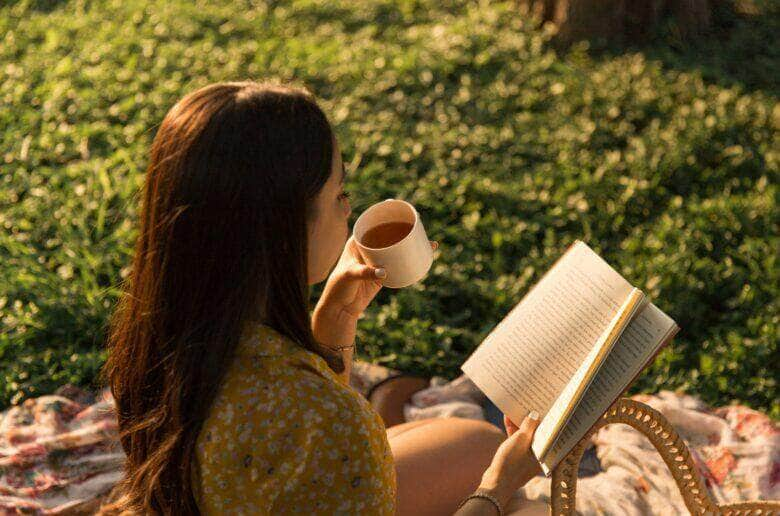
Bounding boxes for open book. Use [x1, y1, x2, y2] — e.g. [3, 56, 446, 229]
[461, 240, 679, 476]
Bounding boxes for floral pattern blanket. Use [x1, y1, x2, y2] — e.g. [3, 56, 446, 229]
[409, 379, 780, 515]
[0, 363, 777, 515]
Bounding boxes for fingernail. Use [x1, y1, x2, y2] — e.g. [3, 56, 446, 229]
[374, 268, 386, 279]
[529, 410, 540, 421]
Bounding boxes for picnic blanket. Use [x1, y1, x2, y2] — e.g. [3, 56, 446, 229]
[0, 363, 777, 515]
[408, 377, 780, 515]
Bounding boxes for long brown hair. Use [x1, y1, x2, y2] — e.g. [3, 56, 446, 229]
[99, 81, 343, 514]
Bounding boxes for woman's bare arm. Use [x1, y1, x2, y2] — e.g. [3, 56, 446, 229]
[454, 497, 503, 516]
[336, 344, 353, 385]
[452, 472, 518, 515]
[455, 412, 543, 515]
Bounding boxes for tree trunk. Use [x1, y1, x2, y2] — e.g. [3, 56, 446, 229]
[519, 0, 712, 45]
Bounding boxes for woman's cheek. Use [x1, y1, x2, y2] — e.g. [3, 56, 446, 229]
[341, 212, 349, 241]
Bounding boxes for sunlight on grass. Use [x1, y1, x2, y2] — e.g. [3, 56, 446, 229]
[0, 0, 777, 416]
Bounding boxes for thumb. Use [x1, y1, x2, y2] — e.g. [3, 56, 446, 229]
[342, 263, 386, 281]
[516, 410, 541, 438]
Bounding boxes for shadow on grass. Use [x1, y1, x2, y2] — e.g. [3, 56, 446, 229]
[0, 0, 68, 13]
[579, 1, 780, 97]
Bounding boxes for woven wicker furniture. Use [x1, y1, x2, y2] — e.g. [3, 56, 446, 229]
[550, 398, 780, 515]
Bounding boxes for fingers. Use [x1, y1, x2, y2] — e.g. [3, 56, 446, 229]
[516, 410, 540, 438]
[344, 236, 366, 264]
[342, 263, 385, 281]
[504, 410, 539, 438]
[509, 410, 542, 476]
[518, 412, 543, 477]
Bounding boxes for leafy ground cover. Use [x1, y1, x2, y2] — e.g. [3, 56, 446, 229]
[1, 0, 777, 416]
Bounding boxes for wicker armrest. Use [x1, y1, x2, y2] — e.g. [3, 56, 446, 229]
[550, 398, 780, 515]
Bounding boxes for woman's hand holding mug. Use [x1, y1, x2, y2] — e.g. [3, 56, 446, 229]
[312, 237, 386, 350]
[312, 199, 436, 351]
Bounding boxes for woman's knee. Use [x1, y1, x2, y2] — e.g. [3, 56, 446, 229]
[447, 417, 505, 445]
[408, 417, 505, 458]
[454, 418, 505, 459]
[389, 417, 505, 463]
[386, 418, 438, 439]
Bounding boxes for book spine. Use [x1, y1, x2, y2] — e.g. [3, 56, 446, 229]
[537, 287, 646, 460]
[541, 323, 679, 475]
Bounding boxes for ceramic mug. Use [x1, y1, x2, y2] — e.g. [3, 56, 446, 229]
[353, 199, 434, 288]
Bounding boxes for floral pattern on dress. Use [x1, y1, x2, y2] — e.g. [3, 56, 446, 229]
[192, 322, 397, 515]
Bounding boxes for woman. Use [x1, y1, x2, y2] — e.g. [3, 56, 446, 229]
[100, 81, 545, 515]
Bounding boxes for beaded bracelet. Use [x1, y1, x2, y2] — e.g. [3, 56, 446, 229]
[456, 488, 504, 516]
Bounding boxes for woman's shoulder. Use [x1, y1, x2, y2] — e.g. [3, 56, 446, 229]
[230, 321, 346, 394]
[194, 323, 396, 513]
[199, 322, 384, 447]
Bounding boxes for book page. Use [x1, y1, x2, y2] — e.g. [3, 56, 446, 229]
[461, 241, 634, 436]
[540, 302, 678, 472]
[532, 289, 646, 464]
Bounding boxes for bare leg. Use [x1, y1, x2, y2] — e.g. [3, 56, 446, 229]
[386, 419, 431, 439]
[368, 375, 430, 428]
[371, 378, 503, 514]
[389, 417, 504, 516]
[372, 379, 547, 515]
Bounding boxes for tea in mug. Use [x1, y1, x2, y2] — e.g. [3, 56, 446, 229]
[360, 221, 414, 249]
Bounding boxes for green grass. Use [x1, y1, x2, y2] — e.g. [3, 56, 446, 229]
[1, 0, 777, 417]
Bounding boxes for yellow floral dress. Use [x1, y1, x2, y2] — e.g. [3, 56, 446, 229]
[192, 321, 397, 515]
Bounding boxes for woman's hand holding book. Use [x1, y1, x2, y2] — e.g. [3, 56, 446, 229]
[470, 411, 542, 512]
